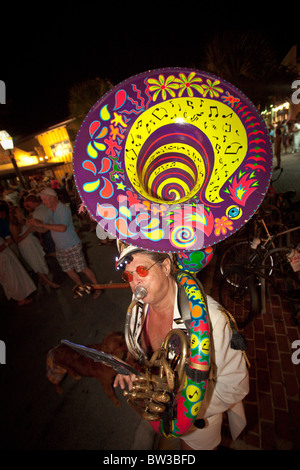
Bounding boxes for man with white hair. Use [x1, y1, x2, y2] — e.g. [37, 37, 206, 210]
[27, 187, 100, 298]
[23, 194, 55, 257]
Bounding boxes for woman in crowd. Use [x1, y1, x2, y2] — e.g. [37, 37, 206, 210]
[0, 236, 36, 306]
[9, 206, 60, 289]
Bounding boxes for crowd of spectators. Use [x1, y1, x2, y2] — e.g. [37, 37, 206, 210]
[0, 173, 99, 306]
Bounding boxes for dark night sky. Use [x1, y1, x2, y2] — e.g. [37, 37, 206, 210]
[1, 3, 299, 139]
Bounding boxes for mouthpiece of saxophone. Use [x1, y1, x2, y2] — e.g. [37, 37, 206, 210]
[134, 286, 147, 300]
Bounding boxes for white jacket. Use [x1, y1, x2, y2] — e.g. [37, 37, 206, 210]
[130, 283, 249, 440]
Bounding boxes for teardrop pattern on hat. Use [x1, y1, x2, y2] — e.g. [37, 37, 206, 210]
[73, 68, 273, 252]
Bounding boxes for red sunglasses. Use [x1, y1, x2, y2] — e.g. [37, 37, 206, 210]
[122, 261, 159, 283]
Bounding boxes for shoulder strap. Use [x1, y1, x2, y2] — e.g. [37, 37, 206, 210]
[176, 283, 192, 332]
[217, 305, 250, 368]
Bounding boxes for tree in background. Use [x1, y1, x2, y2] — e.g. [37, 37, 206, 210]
[68, 77, 114, 130]
[199, 30, 298, 109]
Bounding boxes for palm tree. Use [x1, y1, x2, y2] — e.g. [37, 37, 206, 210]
[199, 30, 298, 108]
[68, 77, 114, 129]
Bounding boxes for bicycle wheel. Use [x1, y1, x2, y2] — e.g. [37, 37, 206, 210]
[219, 240, 264, 287]
[219, 238, 278, 288]
[219, 267, 260, 329]
[220, 240, 252, 280]
[262, 247, 300, 302]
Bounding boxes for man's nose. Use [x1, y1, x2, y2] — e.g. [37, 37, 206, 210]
[130, 271, 143, 286]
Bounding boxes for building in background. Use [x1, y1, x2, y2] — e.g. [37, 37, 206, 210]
[261, 45, 300, 127]
[0, 118, 77, 189]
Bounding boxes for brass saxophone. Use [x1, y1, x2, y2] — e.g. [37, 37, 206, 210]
[124, 286, 189, 422]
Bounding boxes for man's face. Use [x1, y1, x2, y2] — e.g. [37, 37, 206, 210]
[41, 195, 57, 209]
[124, 253, 170, 305]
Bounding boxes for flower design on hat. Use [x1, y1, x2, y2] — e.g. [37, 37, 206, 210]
[174, 72, 203, 97]
[74, 67, 273, 252]
[147, 74, 179, 101]
[201, 79, 223, 98]
[214, 216, 233, 236]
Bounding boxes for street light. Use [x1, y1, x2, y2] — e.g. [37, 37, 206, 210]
[0, 130, 28, 189]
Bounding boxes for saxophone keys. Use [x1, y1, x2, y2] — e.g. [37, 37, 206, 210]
[132, 382, 150, 392]
[148, 401, 166, 413]
[152, 391, 170, 403]
[124, 390, 148, 400]
[142, 411, 161, 421]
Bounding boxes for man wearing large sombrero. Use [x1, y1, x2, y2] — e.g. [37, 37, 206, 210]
[71, 67, 273, 448]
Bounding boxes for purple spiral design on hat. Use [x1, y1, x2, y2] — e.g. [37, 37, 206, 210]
[136, 123, 213, 203]
[73, 67, 273, 252]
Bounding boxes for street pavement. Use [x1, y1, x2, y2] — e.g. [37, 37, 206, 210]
[0, 150, 299, 453]
[271, 150, 300, 201]
[0, 234, 158, 452]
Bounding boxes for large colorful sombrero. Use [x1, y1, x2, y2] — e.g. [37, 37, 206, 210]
[73, 67, 272, 253]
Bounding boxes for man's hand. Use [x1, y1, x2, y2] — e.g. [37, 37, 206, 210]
[113, 373, 136, 391]
[27, 218, 43, 228]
